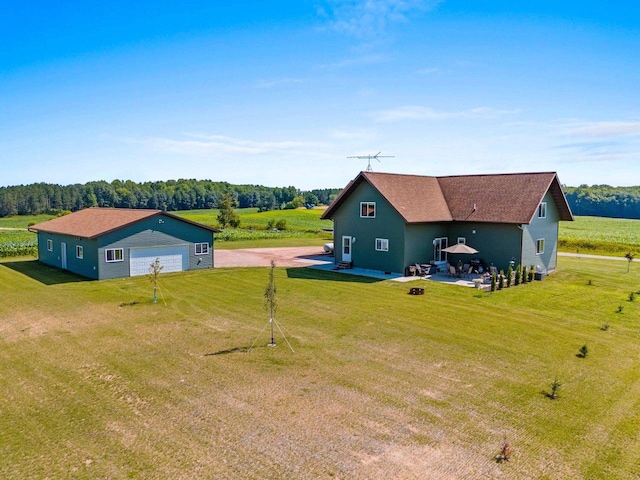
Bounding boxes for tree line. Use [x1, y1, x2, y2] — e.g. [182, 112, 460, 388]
[564, 185, 640, 219]
[4, 179, 638, 220]
[0, 179, 342, 217]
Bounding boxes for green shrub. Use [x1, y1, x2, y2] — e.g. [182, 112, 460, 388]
[521, 266, 528, 284]
[506, 266, 513, 288]
[498, 270, 504, 290]
[514, 264, 521, 286]
[578, 345, 588, 358]
[490, 272, 497, 292]
[548, 378, 562, 399]
[275, 219, 287, 231]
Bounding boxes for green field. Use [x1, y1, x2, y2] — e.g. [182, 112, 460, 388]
[2, 212, 639, 255]
[559, 216, 640, 256]
[1, 256, 639, 478]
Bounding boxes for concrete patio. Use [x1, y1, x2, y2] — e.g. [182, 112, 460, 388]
[310, 258, 486, 288]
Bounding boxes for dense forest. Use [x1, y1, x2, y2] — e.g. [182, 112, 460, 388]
[0, 179, 342, 217]
[2, 179, 640, 220]
[564, 185, 640, 219]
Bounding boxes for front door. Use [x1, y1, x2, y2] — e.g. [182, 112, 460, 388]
[342, 236, 352, 262]
[61, 242, 68, 269]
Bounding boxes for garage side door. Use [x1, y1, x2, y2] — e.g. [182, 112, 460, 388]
[129, 246, 189, 277]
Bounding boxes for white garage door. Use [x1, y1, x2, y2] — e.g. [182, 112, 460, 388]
[129, 246, 189, 277]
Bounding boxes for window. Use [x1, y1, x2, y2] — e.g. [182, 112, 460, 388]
[457, 237, 466, 245]
[360, 202, 376, 218]
[538, 202, 547, 218]
[47, 239, 53, 251]
[536, 239, 545, 255]
[195, 243, 209, 255]
[375, 238, 389, 252]
[105, 248, 124, 263]
[76, 245, 83, 259]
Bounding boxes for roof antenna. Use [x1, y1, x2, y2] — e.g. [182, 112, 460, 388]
[347, 151, 394, 172]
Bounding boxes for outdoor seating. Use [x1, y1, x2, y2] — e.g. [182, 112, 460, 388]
[448, 265, 459, 277]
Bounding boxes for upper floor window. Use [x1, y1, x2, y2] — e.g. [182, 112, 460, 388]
[538, 202, 547, 218]
[457, 237, 466, 245]
[76, 245, 83, 259]
[360, 202, 376, 218]
[105, 248, 124, 263]
[536, 238, 545, 255]
[195, 243, 209, 255]
[47, 239, 53, 251]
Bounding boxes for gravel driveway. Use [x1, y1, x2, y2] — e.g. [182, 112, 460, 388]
[214, 246, 332, 268]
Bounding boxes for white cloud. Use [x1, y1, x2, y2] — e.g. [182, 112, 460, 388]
[122, 134, 328, 156]
[255, 77, 305, 89]
[317, 0, 442, 39]
[559, 121, 640, 138]
[315, 53, 390, 70]
[330, 127, 376, 141]
[373, 105, 521, 122]
[416, 67, 447, 74]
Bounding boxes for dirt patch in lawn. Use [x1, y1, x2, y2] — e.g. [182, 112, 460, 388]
[214, 246, 332, 268]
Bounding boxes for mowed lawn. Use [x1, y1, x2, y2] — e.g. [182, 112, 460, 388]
[1, 258, 640, 478]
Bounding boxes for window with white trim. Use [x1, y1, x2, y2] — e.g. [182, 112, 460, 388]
[195, 243, 209, 255]
[105, 248, 124, 263]
[536, 239, 545, 255]
[360, 202, 376, 218]
[457, 237, 466, 244]
[76, 245, 83, 259]
[375, 238, 389, 251]
[47, 239, 53, 251]
[538, 202, 547, 218]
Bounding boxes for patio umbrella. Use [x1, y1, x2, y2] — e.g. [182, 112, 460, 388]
[441, 243, 479, 254]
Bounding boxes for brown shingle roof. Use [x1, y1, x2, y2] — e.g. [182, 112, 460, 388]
[30, 208, 220, 238]
[322, 171, 573, 224]
[365, 172, 453, 222]
[438, 172, 573, 223]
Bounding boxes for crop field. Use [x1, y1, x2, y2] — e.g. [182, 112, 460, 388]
[1, 255, 639, 479]
[0, 230, 37, 258]
[559, 216, 640, 256]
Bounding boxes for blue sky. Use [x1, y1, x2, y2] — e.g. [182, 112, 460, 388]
[1, 1, 639, 189]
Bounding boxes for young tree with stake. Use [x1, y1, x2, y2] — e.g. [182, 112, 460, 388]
[264, 260, 277, 346]
[148, 257, 163, 303]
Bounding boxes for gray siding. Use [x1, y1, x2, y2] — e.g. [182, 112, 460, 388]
[522, 191, 560, 272]
[97, 215, 213, 280]
[333, 182, 406, 273]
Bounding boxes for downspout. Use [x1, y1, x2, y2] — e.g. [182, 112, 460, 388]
[517, 224, 525, 268]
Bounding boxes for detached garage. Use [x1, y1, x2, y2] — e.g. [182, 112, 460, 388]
[30, 208, 220, 280]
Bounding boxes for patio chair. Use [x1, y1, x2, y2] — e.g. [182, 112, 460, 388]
[448, 265, 458, 277]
